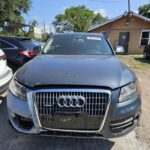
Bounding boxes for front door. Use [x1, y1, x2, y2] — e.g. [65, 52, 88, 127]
[119, 32, 130, 53]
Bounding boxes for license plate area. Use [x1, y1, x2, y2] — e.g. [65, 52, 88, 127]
[40, 114, 103, 131]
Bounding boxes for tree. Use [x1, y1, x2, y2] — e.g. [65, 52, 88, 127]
[21, 20, 38, 38]
[53, 5, 108, 33]
[92, 13, 108, 25]
[0, 0, 32, 32]
[138, 4, 150, 18]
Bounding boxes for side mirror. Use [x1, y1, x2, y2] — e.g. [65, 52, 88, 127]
[115, 46, 125, 55]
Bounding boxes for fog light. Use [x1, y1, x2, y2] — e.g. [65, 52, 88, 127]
[18, 116, 34, 129]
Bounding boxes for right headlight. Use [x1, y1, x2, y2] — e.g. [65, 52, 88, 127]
[9, 77, 27, 101]
[119, 81, 140, 102]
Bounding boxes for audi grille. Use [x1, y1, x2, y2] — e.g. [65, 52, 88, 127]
[33, 89, 111, 132]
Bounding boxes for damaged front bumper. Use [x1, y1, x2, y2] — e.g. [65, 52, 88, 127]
[7, 88, 141, 138]
[7, 90, 44, 134]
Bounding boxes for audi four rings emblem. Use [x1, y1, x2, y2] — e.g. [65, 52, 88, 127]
[57, 95, 86, 108]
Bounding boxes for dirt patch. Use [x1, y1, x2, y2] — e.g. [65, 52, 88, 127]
[111, 69, 150, 150]
[135, 69, 150, 148]
[112, 131, 149, 150]
[118, 55, 150, 149]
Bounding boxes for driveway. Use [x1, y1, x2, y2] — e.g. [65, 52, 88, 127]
[0, 55, 150, 150]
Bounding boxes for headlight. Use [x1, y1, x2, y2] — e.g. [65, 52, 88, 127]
[9, 77, 27, 101]
[119, 81, 140, 102]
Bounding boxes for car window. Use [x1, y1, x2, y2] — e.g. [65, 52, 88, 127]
[0, 40, 14, 48]
[20, 40, 41, 52]
[42, 34, 113, 55]
[20, 40, 37, 49]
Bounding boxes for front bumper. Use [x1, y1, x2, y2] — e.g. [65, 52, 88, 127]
[0, 67, 13, 94]
[7, 89, 141, 138]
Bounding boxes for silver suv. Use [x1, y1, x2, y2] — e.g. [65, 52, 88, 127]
[7, 33, 141, 138]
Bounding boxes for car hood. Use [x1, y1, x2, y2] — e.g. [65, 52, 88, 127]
[16, 55, 136, 89]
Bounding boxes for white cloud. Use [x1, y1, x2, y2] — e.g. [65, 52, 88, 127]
[94, 9, 107, 17]
[133, 10, 138, 14]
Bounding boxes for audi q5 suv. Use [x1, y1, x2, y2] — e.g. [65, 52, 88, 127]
[7, 33, 141, 138]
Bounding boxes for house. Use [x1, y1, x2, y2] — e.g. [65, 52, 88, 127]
[88, 11, 150, 54]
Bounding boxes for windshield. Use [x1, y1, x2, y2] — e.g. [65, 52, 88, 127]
[42, 34, 113, 55]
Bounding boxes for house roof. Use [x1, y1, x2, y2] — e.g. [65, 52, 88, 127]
[88, 11, 150, 31]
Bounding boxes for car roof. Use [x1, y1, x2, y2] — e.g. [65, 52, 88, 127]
[0, 36, 33, 49]
[0, 36, 31, 41]
[54, 32, 104, 37]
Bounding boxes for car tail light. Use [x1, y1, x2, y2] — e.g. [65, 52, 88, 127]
[19, 50, 37, 57]
[0, 54, 6, 60]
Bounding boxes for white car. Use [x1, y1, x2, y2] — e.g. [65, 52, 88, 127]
[0, 49, 13, 94]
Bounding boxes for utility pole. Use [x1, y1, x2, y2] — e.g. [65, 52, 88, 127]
[43, 20, 46, 40]
[128, 0, 130, 12]
[49, 24, 51, 34]
[43, 20, 46, 34]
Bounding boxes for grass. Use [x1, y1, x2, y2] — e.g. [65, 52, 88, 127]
[118, 55, 150, 70]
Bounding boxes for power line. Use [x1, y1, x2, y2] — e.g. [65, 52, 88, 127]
[90, 0, 131, 12]
[90, 0, 126, 3]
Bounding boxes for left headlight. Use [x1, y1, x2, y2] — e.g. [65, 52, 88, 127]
[9, 77, 27, 101]
[119, 81, 140, 102]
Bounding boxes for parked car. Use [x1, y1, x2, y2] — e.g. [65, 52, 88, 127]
[33, 41, 45, 50]
[0, 36, 42, 71]
[115, 45, 125, 55]
[0, 49, 13, 94]
[7, 33, 141, 138]
[143, 43, 150, 59]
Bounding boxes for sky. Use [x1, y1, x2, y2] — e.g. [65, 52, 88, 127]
[24, 0, 150, 27]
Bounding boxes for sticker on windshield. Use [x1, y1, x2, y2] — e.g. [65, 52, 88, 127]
[87, 37, 101, 41]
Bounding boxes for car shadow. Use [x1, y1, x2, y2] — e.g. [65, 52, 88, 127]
[7, 135, 115, 150]
[134, 57, 150, 65]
